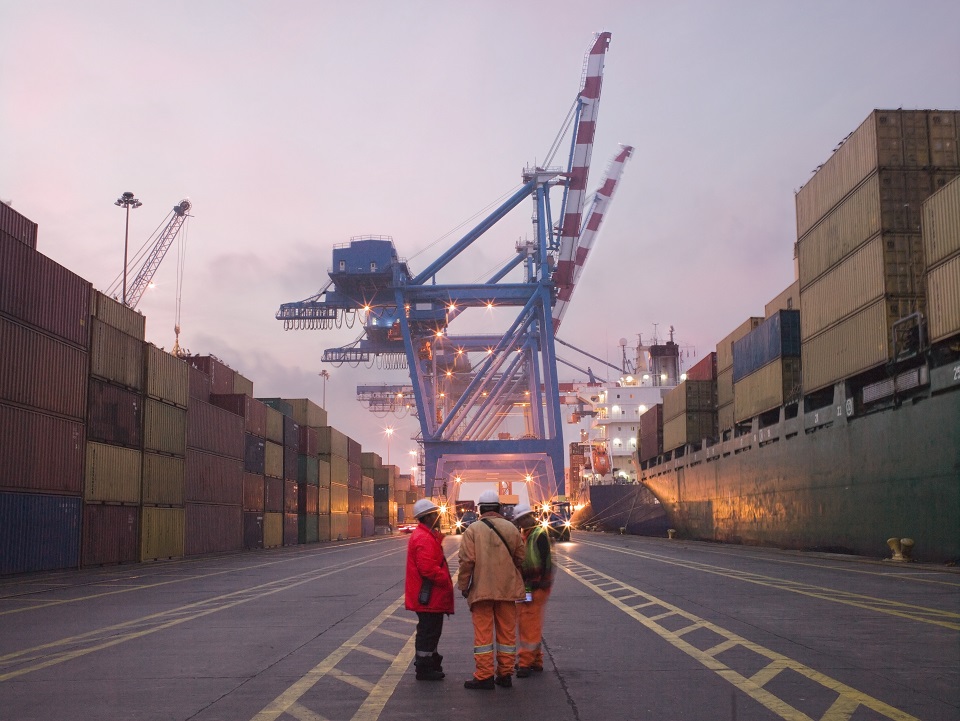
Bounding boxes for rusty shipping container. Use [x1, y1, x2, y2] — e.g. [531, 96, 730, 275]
[1, 236, 91, 346]
[84, 442, 141, 504]
[140, 506, 184, 561]
[81, 503, 138, 567]
[0, 201, 38, 248]
[299, 425, 318, 457]
[188, 364, 211, 402]
[637, 404, 663, 463]
[184, 449, 243, 506]
[186, 399, 244, 459]
[144, 398, 187, 456]
[185, 355, 237, 395]
[91, 289, 145, 340]
[243, 512, 264, 549]
[0, 402, 84, 495]
[142, 452, 185, 506]
[265, 440, 283, 479]
[284, 397, 328, 428]
[299, 513, 319, 544]
[263, 512, 283, 548]
[663, 380, 717, 422]
[264, 476, 284, 513]
[244, 434, 266, 475]
[317, 427, 349, 457]
[0, 492, 80, 574]
[1, 316, 87, 419]
[89, 318, 144, 390]
[209, 393, 268, 437]
[922, 174, 960, 269]
[264, 407, 284, 444]
[733, 357, 803, 422]
[144, 344, 189, 408]
[243, 472, 264, 511]
[926, 254, 960, 343]
[796, 110, 960, 239]
[185, 503, 242, 556]
[283, 513, 298, 546]
[87, 378, 141, 448]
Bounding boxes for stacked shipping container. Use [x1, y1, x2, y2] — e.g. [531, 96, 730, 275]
[732, 310, 802, 422]
[661, 380, 718, 452]
[716, 317, 763, 433]
[921, 175, 960, 343]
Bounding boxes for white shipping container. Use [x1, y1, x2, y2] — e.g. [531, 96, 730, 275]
[926, 253, 960, 343]
[922, 174, 960, 270]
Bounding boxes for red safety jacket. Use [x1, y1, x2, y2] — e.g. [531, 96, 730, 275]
[405, 521, 455, 614]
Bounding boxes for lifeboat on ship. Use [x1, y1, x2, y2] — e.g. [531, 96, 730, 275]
[591, 443, 610, 476]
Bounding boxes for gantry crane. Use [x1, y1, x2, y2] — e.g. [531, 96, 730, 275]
[277, 33, 630, 506]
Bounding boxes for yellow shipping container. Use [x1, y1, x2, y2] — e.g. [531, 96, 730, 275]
[922, 174, 960, 269]
[265, 441, 283, 479]
[263, 511, 283, 548]
[140, 506, 184, 561]
[927, 253, 960, 343]
[717, 367, 734, 408]
[91, 289, 146, 340]
[718, 402, 735, 433]
[85, 441, 141, 503]
[144, 398, 187, 456]
[330, 482, 348, 514]
[265, 407, 284, 444]
[764, 281, 799, 319]
[662, 412, 717, 452]
[317, 426, 349, 457]
[142, 452, 185, 506]
[318, 458, 331, 488]
[318, 484, 330, 514]
[89, 318, 143, 390]
[233, 372, 254, 397]
[330, 512, 348, 541]
[327, 454, 349, 484]
[317, 513, 331, 542]
[144, 344, 189, 408]
[733, 357, 802, 423]
[662, 380, 716, 422]
[284, 398, 328, 428]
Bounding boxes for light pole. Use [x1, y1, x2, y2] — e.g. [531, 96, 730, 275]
[384, 426, 394, 465]
[318, 370, 330, 407]
[115, 191, 142, 306]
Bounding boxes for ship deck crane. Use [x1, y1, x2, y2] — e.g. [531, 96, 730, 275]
[277, 33, 627, 506]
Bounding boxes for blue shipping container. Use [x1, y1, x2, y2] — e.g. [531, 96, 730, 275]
[0, 492, 80, 575]
[732, 310, 801, 382]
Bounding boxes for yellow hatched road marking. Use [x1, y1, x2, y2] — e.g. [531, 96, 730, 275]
[558, 556, 920, 721]
[577, 538, 960, 630]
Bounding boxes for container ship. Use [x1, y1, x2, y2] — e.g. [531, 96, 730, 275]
[0, 202, 428, 576]
[615, 109, 959, 563]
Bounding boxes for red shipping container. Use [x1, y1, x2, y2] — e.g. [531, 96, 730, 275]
[298, 425, 318, 457]
[0, 202, 39, 249]
[185, 355, 237, 395]
[347, 485, 362, 514]
[284, 480, 298, 514]
[638, 405, 664, 463]
[283, 512, 299, 546]
[185, 449, 243, 505]
[209, 393, 268, 437]
[347, 461, 362, 489]
[298, 484, 319, 515]
[0, 233, 91, 346]
[188, 364, 210, 402]
[186, 399, 244, 458]
[82, 503, 139, 566]
[686, 352, 718, 381]
[0, 402, 84, 495]
[346, 437, 361, 464]
[243, 472, 264, 511]
[185, 502, 242, 555]
[264, 476, 284, 512]
[243, 511, 263, 549]
[87, 378, 142, 448]
[0, 315, 87, 419]
[347, 512, 361, 539]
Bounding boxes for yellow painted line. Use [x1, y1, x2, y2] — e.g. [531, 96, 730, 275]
[288, 701, 329, 721]
[0, 548, 403, 681]
[354, 644, 398, 662]
[558, 556, 921, 721]
[578, 538, 960, 630]
[327, 668, 377, 693]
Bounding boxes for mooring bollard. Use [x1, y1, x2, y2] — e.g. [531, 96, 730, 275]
[667, 528, 676, 539]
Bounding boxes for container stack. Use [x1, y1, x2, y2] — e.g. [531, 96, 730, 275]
[319, 426, 350, 540]
[732, 310, 802, 422]
[795, 110, 960, 392]
[716, 317, 763, 433]
[922, 174, 960, 344]
[258, 398, 300, 546]
[360, 463, 375, 537]
[347, 436, 363, 538]
[86, 291, 147, 565]
[283, 398, 328, 545]
[662, 380, 718, 452]
[637, 405, 663, 464]
[370, 456, 397, 531]
[184, 357, 245, 557]
[395, 473, 414, 523]
[209, 392, 268, 550]
[1, 232, 89, 574]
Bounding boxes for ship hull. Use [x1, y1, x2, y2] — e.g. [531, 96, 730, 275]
[639, 373, 960, 563]
[574, 483, 670, 536]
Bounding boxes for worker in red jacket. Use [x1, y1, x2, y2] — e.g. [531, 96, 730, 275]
[405, 498, 455, 681]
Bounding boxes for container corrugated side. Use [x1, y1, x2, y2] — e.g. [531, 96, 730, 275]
[764, 280, 800, 318]
[0, 492, 80, 574]
[319, 459, 331, 488]
[91, 289, 145, 340]
[244, 434, 266, 474]
[361, 474, 374, 496]
[81, 503, 138, 566]
[243, 512, 264, 549]
[717, 367, 734, 408]
[140, 506, 184, 561]
[284, 480, 298, 514]
[265, 441, 283, 478]
[330, 512, 348, 541]
[686, 352, 717, 381]
[662, 412, 717, 452]
[84, 442, 142, 503]
[284, 397, 328, 428]
[89, 318, 144, 390]
[0, 402, 84, 495]
[185, 355, 236, 395]
[347, 461, 362, 489]
[184, 449, 243, 505]
[317, 427, 349, 457]
[186, 399, 244, 458]
[299, 426, 318, 457]
[330, 482, 349, 514]
[283, 416, 300, 452]
[325, 454, 349, 484]
[283, 512, 299, 545]
[361, 452, 383, 470]
[188, 364, 211, 402]
[299, 514, 319, 544]
[264, 476, 284, 512]
[243, 472, 264, 511]
[346, 437, 361, 464]
[318, 485, 330, 515]
[144, 398, 187, 456]
[716, 317, 763, 372]
[926, 253, 960, 343]
[318, 512, 331, 542]
[264, 407, 284, 444]
[733, 357, 802, 422]
[142, 452, 185, 506]
[87, 378, 142, 448]
[303, 482, 321, 515]
[922, 174, 960, 269]
[298, 455, 319, 486]
[718, 402, 735, 432]
[0, 316, 87, 419]
[233, 372, 254, 397]
[662, 380, 717, 422]
[209, 394, 268, 437]
[801, 299, 888, 392]
[0, 201, 38, 248]
[347, 513, 361, 539]
[361, 493, 373, 517]
[263, 511, 283, 548]
[144, 344, 189, 408]
[347, 485, 362, 514]
[361, 515, 375, 537]
[1, 235, 91, 346]
[637, 404, 662, 463]
[732, 310, 801, 382]
[185, 503, 242, 555]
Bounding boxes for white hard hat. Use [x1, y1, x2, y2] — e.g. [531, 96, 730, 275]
[413, 498, 440, 518]
[477, 490, 500, 505]
[512, 503, 534, 521]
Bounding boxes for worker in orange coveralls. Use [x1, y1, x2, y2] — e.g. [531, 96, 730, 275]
[457, 490, 525, 690]
[511, 503, 554, 677]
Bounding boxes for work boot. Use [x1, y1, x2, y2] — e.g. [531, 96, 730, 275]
[515, 666, 531, 678]
[432, 652, 444, 673]
[463, 676, 495, 690]
[414, 657, 444, 681]
[494, 674, 512, 688]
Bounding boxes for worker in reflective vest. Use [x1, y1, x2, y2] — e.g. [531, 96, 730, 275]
[512, 503, 553, 677]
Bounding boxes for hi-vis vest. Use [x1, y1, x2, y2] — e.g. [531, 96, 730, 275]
[522, 525, 553, 590]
